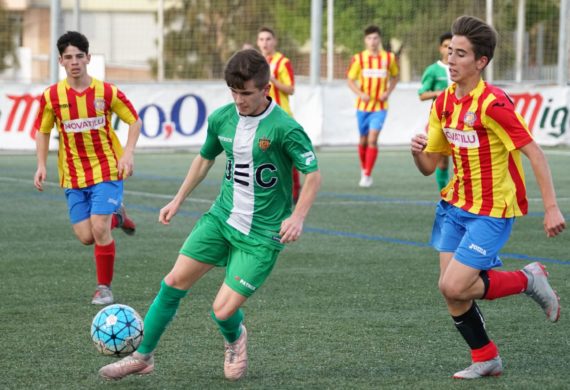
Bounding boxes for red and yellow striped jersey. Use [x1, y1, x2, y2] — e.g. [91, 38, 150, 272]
[425, 79, 533, 218]
[34, 78, 138, 189]
[346, 49, 399, 111]
[266, 52, 295, 116]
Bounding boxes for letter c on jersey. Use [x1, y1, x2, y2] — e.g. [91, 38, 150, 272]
[139, 94, 207, 139]
[255, 163, 278, 188]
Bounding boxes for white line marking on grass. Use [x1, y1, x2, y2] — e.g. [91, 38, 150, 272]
[3, 176, 569, 205]
[0, 177, 212, 203]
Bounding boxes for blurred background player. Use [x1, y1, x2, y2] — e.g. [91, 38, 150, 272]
[411, 16, 566, 379]
[347, 25, 399, 188]
[34, 31, 141, 305]
[98, 49, 321, 382]
[256, 26, 301, 203]
[418, 31, 453, 192]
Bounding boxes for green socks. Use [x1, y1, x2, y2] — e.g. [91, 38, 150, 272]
[211, 308, 244, 343]
[435, 166, 450, 191]
[137, 280, 189, 355]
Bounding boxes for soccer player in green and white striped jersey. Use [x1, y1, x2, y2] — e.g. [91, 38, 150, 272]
[99, 49, 321, 382]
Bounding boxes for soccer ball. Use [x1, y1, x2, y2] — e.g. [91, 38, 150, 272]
[91, 304, 144, 356]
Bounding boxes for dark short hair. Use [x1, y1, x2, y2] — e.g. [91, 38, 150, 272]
[257, 26, 276, 37]
[451, 16, 497, 63]
[439, 32, 452, 45]
[224, 49, 270, 90]
[364, 25, 381, 37]
[57, 31, 89, 55]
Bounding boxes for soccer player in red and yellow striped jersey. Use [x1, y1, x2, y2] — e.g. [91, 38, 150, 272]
[411, 16, 565, 379]
[257, 27, 301, 202]
[33, 31, 142, 305]
[347, 25, 399, 187]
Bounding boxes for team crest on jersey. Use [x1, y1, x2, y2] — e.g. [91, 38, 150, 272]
[94, 98, 106, 111]
[463, 111, 477, 127]
[258, 136, 271, 151]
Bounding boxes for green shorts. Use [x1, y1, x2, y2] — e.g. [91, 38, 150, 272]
[180, 213, 281, 297]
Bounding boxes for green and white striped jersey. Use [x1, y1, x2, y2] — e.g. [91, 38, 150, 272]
[200, 99, 318, 249]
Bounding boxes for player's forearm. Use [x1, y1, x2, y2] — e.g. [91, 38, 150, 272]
[291, 170, 321, 219]
[36, 132, 50, 168]
[173, 155, 215, 203]
[347, 79, 363, 96]
[123, 119, 142, 154]
[386, 76, 399, 96]
[413, 152, 438, 176]
[523, 143, 560, 211]
[419, 91, 439, 101]
[273, 80, 294, 95]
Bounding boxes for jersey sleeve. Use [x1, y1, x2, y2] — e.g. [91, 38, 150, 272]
[283, 127, 319, 174]
[111, 86, 139, 125]
[483, 94, 533, 151]
[34, 91, 55, 134]
[199, 115, 224, 160]
[346, 54, 361, 81]
[425, 97, 452, 155]
[418, 65, 434, 95]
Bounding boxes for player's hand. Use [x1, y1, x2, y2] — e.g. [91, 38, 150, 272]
[543, 206, 566, 237]
[34, 166, 46, 191]
[118, 151, 134, 179]
[159, 199, 181, 225]
[359, 92, 371, 103]
[279, 214, 304, 244]
[411, 133, 428, 155]
[379, 92, 389, 102]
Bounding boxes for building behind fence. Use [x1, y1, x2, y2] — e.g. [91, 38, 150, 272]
[0, 0, 568, 85]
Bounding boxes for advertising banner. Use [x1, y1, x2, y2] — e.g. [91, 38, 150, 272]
[1, 82, 568, 150]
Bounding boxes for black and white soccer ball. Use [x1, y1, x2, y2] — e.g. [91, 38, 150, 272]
[91, 304, 144, 356]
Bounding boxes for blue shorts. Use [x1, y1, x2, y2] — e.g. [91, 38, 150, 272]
[64, 181, 123, 224]
[356, 110, 387, 136]
[430, 200, 514, 270]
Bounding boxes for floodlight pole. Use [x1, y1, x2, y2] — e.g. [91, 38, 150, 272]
[50, 0, 61, 84]
[557, 0, 569, 85]
[515, 0, 525, 83]
[310, 0, 322, 86]
[326, 0, 334, 82]
[485, 0, 494, 83]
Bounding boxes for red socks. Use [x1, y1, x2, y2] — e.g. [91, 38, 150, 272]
[364, 146, 378, 176]
[358, 145, 367, 170]
[471, 341, 499, 362]
[482, 270, 528, 300]
[95, 241, 115, 286]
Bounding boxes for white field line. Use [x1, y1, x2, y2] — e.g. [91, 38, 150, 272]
[2, 176, 569, 205]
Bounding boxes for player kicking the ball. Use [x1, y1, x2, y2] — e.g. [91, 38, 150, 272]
[99, 49, 321, 381]
[411, 16, 565, 379]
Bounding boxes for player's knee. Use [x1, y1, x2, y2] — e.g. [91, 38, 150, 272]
[74, 230, 94, 245]
[439, 280, 463, 300]
[77, 235, 94, 245]
[211, 304, 235, 321]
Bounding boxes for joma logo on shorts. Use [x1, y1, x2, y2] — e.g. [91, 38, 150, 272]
[468, 243, 487, 256]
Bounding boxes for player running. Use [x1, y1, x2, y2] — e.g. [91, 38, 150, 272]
[34, 31, 141, 305]
[98, 49, 322, 381]
[411, 16, 565, 379]
[347, 25, 399, 188]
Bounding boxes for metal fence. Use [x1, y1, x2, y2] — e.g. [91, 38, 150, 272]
[0, 0, 568, 84]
